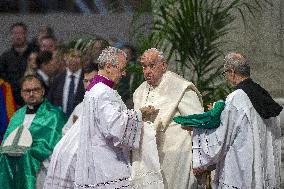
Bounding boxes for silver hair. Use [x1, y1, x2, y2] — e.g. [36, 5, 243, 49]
[224, 52, 250, 77]
[97, 46, 127, 69]
[144, 48, 166, 62]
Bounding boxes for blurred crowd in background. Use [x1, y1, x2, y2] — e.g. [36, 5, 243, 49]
[0, 21, 144, 142]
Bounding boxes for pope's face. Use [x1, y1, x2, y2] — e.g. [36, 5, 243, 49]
[140, 51, 167, 87]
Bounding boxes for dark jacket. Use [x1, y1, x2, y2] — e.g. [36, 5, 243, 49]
[47, 70, 85, 114]
[0, 45, 33, 107]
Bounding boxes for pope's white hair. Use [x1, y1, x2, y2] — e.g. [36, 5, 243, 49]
[97, 46, 127, 69]
[144, 48, 165, 61]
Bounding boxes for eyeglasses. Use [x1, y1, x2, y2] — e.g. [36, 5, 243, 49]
[222, 70, 230, 77]
[21, 87, 42, 95]
[222, 69, 235, 77]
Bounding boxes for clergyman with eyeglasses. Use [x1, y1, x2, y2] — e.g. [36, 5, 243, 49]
[190, 52, 282, 188]
[0, 74, 67, 189]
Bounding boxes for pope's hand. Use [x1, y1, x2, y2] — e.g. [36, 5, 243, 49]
[193, 167, 206, 176]
[140, 105, 159, 122]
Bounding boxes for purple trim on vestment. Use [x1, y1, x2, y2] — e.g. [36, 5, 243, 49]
[87, 74, 115, 91]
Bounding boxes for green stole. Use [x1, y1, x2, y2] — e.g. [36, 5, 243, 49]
[174, 101, 225, 129]
[0, 99, 67, 189]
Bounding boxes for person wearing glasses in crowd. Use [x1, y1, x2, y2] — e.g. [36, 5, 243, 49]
[0, 74, 67, 189]
[189, 52, 282, 188]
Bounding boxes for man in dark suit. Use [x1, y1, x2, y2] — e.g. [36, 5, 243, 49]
[47, 49, 85, 117]
[0, 22, 33, 108]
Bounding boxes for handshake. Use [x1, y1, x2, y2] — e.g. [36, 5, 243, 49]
[139, 105, 159, 122]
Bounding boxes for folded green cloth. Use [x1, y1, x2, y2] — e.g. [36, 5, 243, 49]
[173, 101, 225, 129]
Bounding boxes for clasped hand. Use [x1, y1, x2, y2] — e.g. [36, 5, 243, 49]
[140, 105, 159, 122]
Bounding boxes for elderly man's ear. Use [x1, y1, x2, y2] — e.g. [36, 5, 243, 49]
[162, 63, 167, 72]
[105, 63, 112, 73]
[42, 88, 45, 96]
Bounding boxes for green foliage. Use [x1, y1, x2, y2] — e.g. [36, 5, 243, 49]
[155, 0, 234, 105]
[135, 33, 156, 55]
[134, 0, 152, 13]
[133, 0, 271, 107]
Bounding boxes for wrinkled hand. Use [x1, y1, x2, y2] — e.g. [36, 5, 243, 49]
[193, 167, 207, 176]
[72, 115, 78, 123]
[140, 105, 159, 122]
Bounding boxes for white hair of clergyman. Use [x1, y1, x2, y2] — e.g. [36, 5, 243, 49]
[97, 46, 127, 69]
[224, 52, 250, 77]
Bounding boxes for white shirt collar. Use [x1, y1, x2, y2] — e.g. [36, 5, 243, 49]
[67, 68, 82, 79]
[37, 69, 49, 84]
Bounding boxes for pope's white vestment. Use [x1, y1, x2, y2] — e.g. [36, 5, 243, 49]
[44, 82, 143, 189]
[192, 89, 281, 189]
[133, 71, 204, 189]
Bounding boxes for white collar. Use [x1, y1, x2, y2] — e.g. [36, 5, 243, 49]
[37, 69, 49, 84]
[67, 68, 82, 79]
